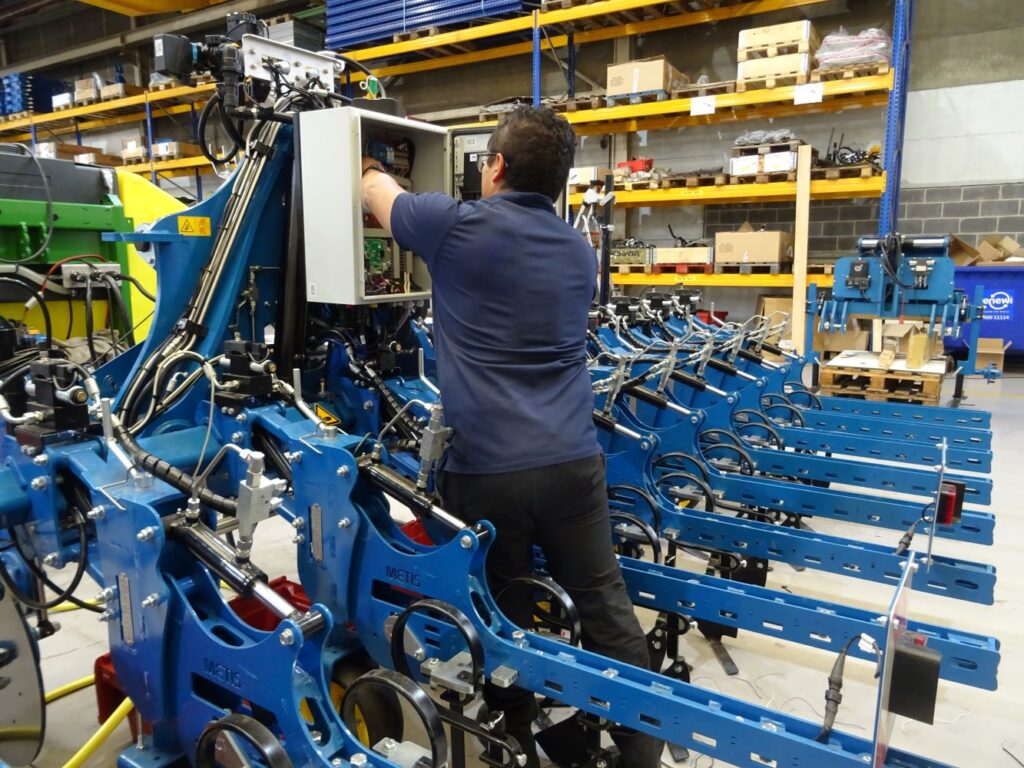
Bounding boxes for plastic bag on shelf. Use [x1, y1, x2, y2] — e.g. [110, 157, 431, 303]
[735, 128, 795, 146]
[816, 26, 892, 70]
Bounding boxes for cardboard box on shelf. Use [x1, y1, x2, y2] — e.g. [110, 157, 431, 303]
[715, 223, 794, 265]
[568, 166, 613, 186]
[35, 141, 103, 161]
[737, 52, 811, 82]
[73, 86, 99, 103]
[655, 246, 713, 265]
[948, 235, 979, 267]
[975, 338, 1011, 372]
[99, 83, 145, 101]
[73, 78, 94, 91]
[738, 20, 820, 51]
[606, 56, 689, 97]
[729, 154, 761, 177]
[51, 92, 72, 110]
[762, 150, 798, 173]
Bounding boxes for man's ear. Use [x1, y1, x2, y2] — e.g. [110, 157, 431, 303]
[492, 153, 509, 183]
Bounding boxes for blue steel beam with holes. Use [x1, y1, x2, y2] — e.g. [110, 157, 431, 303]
[350, 510, 954, 768]
[636, 499, 996, 605]
[791, 406, 992, 451]
[605, 400, 995, 544]
[809, 392, 991, 429]
[617, 557, 1000, 690]
[707, 469, 993, 545]
[729, 348, 993, 430]
[775, 423, 992, 473]
[619, 389, 992, 503]
[741, 443, 991, 504]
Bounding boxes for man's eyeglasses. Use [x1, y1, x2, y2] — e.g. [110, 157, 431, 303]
[475, 152, 511, 173]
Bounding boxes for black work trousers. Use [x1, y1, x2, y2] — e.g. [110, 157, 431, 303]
[438, 453, 664, 768]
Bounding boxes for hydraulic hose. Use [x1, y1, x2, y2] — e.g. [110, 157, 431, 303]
[46, 675, 96, 704]
[62, 695, 134, 768]
[113, 422, 237, 515]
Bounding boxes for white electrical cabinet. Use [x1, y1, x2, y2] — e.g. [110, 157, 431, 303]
[299, 106, 449, 305]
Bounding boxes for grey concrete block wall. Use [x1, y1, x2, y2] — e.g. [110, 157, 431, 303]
[700, 183, 1024, 257]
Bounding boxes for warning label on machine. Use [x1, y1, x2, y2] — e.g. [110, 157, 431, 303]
[982, 289, 1014, 321]
[314, 403, 341, 426]
[177, 216, 212, 236]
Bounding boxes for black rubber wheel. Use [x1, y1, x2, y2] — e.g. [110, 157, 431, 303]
[331, 651, 404, 748]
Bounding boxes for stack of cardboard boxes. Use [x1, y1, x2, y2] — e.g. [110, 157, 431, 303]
[736, 20, 820, 90]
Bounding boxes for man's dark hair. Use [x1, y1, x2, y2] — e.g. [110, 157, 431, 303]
[487, 106, 576, 202]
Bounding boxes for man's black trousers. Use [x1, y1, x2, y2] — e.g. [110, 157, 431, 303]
[438, 453, 664, 768]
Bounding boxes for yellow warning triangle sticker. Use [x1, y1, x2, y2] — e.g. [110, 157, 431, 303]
[314, 403, 341, 426]
[180, 219, 194, 233]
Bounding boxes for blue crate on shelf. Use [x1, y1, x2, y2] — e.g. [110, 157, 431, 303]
[325, 0, 526, 49]
[1, 73, 69, 115]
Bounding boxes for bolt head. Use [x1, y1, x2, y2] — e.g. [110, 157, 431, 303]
[291, 534, 305, 544]
[339, 517, 352, 529]
[362, 401, 374, 411]
[279, 628, 295, 646]
[235, 413, 247, 423]
[141, 593, 160, 608]
[42, 553, 59, 566]
[30, 476, 48, 491]
[350, 755, 367, 767]
[291, 518, 305, 529]
[20, 445, 37, 457]
[460, 534, 473, 549]
[231, 432, 244, 444]
[86, 506, 106, 520]
[32, 454, 48, 466]
[336, 465, 350, 477]
[98, 610, 115, 622]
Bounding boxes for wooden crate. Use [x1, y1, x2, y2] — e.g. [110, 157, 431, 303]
[605, 88, 671, 108]
[100, 83, 145, 101]
[736, 71, 809, 93]
[810, 62, 891, 83]
[810, 164, 879, 180]
[738, 20, 820, 52]
[120, 146, 148, 164]
[151, 140, 203, 161]
[738, 37, 817, 61]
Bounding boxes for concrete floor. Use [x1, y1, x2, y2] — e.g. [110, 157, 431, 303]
[29, 373, 1024, 768]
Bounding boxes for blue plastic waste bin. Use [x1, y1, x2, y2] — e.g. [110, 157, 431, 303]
[951, 266, 1024, 356]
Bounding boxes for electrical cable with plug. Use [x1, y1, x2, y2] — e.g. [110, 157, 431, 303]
[816, 634, 882, 743]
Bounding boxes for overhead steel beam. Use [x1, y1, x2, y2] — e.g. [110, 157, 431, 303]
[0, 0, 301, 76]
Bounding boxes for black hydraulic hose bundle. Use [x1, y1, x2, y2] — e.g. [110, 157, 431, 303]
[113, 421, 238, 515]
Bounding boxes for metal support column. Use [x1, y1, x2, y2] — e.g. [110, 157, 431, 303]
[144, 98, 156, 185]
[532, 10, 541, 107]
[190, 103, 203, 201]
[567, 32, 576, 99]
[75, 121, 82, 146]
[878, 0, 913, 235]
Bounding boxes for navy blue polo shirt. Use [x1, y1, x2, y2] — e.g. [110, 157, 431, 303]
[390, 190, 599, 475]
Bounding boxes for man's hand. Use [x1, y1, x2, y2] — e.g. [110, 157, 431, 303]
[360, 156, 405, 235]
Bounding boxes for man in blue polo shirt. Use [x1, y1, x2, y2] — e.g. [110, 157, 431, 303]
[361, 107, 662, 768]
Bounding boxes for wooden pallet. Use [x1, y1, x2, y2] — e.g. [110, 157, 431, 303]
[729, 170, 798, 184]
[53, 102, 75, 112]
[738, 38, 815, 62]
[659, 172, 729, 188]
[149, 79, 185, 92]
[612, 264, 653, 274]
[100, 83, 146, 101]
[819, 365, 943, 404]
[817, 385, 939, 406]
[732, 139, 805, 157]
[605, 88, 670, 108]
[736, 72, 808, 93]
[714, 262, 791, 274]
[671, 80, 736, 98]
[265, 13, 293, 25]
[2, 111, 31, 122]
[121, 154, 149, 165]
[73, 98, 97, 108]
[393, 26, 439, 42]
[547, 95, 605, 113]
[811, 62, 891, 83]
[152, 142, 203, 162]
[652, 263, 713, 275]
[806, 263, 835, 275]
[810, 164, 879, 180]
[192, 73, 216, 86]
